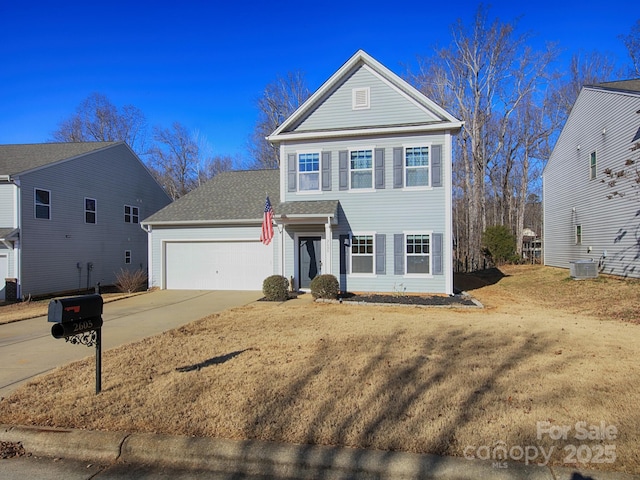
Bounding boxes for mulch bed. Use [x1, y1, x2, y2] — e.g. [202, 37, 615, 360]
[338, 293, 478, 306]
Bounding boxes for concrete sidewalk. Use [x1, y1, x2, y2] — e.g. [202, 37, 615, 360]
[0, 425, 638, 480]
[0, 290, 262, 397]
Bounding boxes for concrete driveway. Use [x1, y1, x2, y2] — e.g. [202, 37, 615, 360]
[0, 290, 262, 398]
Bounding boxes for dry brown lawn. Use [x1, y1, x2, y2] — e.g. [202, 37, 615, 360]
[1, 265, 639, 474]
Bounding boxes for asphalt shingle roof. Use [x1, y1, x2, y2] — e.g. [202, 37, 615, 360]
[278, 200, 340, 217]
[0, 228, 19, 240]
[143, 169, 280, 224]
[595, 79, 640, 93]
[0, 142, 117, 176]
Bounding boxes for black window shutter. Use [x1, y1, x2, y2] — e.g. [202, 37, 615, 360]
[431, 145, 442, 187]
[288, 153, 297, 192]
[339, 151, 349, 190]
[432, 233, 443, 275]
[394, 234, 404, 275]
[375, 234, 386, 274]
[322, 151, 332, 191]
[393, 147, 403, 188]
[339, 234, 349, 274]
[374, 148, 385, 189]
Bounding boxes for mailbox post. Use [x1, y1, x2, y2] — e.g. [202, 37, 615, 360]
[48, 294, 104, 394]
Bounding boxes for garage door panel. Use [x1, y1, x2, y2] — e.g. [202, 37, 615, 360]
[165, 241, 272, 290]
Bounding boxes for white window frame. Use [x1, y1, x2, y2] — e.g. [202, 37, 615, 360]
[125, 250, 132, 264]
[575, 224, 582, 245]
[297, 151, 321, 193]
[34, 188, 51, 220]
[349, 148, 374, 191]
[404, 144, 432, 189]
[350, 232, 376, 276]
[124, 205, 139, 224]
[85, 197, 97, 224]
[589, 151, 597, 180]
[352, 87, 370, 110]
[404, 231, 433, 277]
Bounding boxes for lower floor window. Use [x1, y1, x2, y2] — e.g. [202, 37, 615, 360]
[406, 234, 430, 274]
[125, 250, 131, 264]
[351, 235, 373, 273]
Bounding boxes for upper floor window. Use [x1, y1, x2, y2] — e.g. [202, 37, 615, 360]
[406, 147, 430, 187]
[406, 234, 430, 274]
[351, 234, 374, 274]
[125, 250, 132, 264]
[299, 153, 320, 191]
[85, 198, 96, 224]
[35, 188, 51, 219]
[590, 151, 597, 180]
[124, 205, 139, 224]
[350, 150, 373, 189]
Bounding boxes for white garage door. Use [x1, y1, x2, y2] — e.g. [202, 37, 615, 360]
[0, 255, 7, 301]
[165, 241, 273, 290]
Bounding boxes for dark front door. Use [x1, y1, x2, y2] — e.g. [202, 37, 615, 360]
[299, 236, 321, 289]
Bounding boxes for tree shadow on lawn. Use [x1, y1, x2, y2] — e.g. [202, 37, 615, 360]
[175, 349, 252, 372]
[227, 328, 575, 479]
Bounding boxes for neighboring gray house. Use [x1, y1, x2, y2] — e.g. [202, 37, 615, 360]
[0, 142, 171, 300]
[143, 50, 463, 294]
[543, 80, 640, 278]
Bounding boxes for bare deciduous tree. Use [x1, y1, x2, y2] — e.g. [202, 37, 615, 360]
[249, 71, 310, 169]
[620, 19, 640, 77]
[51, 92, 147, 154]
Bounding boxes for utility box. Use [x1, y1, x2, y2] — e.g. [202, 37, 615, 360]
[569, 260, 598, 280]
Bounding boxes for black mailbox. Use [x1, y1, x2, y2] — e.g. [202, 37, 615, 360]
[49, 294, 103, 339]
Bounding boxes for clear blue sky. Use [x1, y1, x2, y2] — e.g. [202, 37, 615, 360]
[0, 1, 636, 162]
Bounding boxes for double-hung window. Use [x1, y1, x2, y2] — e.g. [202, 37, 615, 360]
[351, 234, 374, 274]
[405, 146, 429, 187]
[575, 225, 582, 245]
[124, 205, 139, 224]
[125, 250, 132, 264]
[406, 234, 430, 274]
[35, 188, 51, 219]
[85, 198, 96, 224]
[350, 150, 373, 189]
[299, 153, 320, 191]
[590, 151, 597, 180]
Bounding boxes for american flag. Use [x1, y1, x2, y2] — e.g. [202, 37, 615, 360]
[260, 196, 274, 245]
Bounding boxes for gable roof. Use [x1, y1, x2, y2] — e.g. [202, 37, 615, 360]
[268, 50, 462, 143]
[142, 169, 280, 225]
[0, 142, 118, 176]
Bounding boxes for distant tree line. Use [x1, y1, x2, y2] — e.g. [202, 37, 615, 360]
[52, 10, 640, 270]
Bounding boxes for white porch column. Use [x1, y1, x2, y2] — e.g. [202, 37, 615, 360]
[324, 219, 332, 275]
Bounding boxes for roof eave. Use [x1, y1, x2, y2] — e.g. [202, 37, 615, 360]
[268, 122, 464, 143]
[141, 219, 262, 227]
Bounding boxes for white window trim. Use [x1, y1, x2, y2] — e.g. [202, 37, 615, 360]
[297, 150, 322, 193]
[34, 188, 51, 220]
[403, 230, 433, 278]
[85, 197, 97, 224]
[403, 143, 432, 191]
[352, 87, 370, 110]
[348, 147, 375, 192]
[124, 204, 140, 224]
[575, 225, 582, 245]
[349, 232, 376, 277]
[589, 151, 597, 180]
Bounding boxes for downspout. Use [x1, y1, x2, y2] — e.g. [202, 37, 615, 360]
[13, 177, 22, 299]
[140, 223, 153, 289]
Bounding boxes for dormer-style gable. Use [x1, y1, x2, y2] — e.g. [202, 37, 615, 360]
[268, 50, 462, 143]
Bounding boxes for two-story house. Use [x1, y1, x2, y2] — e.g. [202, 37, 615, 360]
[142, 50, 462, 294]
[0, 142, 172, 300]
[543, 80, 640, 278]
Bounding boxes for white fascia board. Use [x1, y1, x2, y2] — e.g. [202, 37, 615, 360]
[268, 122, 464, 143]
[141, 219, 262, 227]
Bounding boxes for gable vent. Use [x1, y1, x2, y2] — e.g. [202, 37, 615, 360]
[352, 87, 370, 110]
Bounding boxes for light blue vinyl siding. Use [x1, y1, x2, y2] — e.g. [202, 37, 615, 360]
[543, 87, 640, 278]
[294, 66, 439, 132]
[17, 144, 171, 296]
[0, 184, 16, 227]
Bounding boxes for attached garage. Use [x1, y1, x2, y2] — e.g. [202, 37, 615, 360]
[164, 240, 273, 290]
